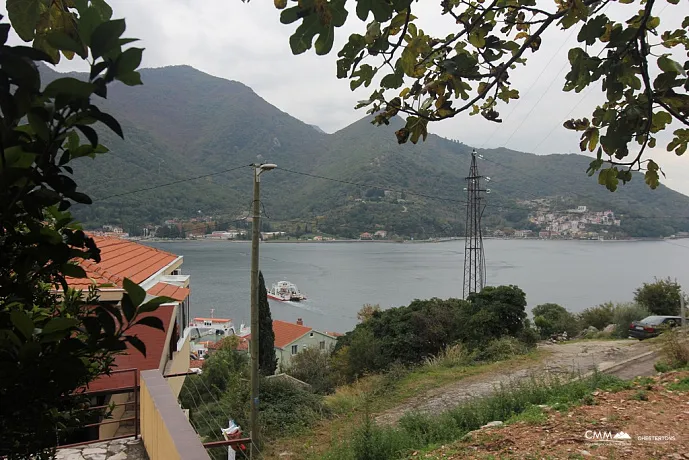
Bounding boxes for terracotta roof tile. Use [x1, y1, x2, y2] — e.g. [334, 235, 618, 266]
[272, 320, 312, 349]
[190, 359, 205, 368]
[66, 236, 179, 290]
[148, 282, 190, 301]
[86, 305, 175, 393]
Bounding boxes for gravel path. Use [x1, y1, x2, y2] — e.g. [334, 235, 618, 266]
[375, 339, 656, 425]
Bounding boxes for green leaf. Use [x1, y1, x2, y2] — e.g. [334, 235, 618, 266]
[135, 316, 165, 331]
[11, 311, 34, 340]
[91, 0, 113, 20]
[115, 47, 144, 76]
[46, 32, 87, 59]
[588, 128, 599, 152]
[116, 71, 143, 86]
[658, 55, 685, 75]
[127, 335, 147, 356]
[90, 19, 126, 59]
[356, 0, 393, 22]
[62, 263, 87, 279]
[315, 26, 335, 55]
[138, 296, 174, 314]
[645, 169, 660, 189]
[76, 124, 99, 147]
[6, 0, 40, 41]
[381, 71, 404, 89]
[289, 15, 323, 55]
[42, 317, 79, 335]
[123, 278, 146, 307]
[2, 146, 36, 169]
[44, 78, 95, 99]
[280, 6, 302, 25]
[90, 107, 123, 138]
[121, 294, 136, 322]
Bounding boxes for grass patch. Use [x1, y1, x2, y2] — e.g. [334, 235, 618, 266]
[320, 372, 629, 460]
[668, 377, 689, 392]
[505, 405, 547, 425]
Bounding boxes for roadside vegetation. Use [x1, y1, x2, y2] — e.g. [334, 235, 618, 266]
[183, 277, 688, 459]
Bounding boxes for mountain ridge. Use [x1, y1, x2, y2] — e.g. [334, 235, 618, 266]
[38, 64, 689, 238]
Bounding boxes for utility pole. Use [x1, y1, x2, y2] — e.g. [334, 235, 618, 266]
[463, 150, 489, 299]
[249, 163, 276, 458]
[681, 293, 686, 328]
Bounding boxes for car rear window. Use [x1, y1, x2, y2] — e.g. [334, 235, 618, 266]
[640, 316, 666, 325]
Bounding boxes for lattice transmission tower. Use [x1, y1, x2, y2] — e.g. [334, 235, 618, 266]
[463, 150, 488, 299]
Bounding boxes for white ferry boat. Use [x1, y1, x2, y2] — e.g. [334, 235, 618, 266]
[267, 281, 307, 302]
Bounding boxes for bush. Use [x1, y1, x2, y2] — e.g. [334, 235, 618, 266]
[578, 302, 616, 330]
[260, 377, 330, 438]
[424, 343, 472, 368]
[611, 302, 650, 338]
[634, 277, 683, 316]
[657, 327, 689, 371]
[474, 337, 530, 362]
[532, 303, 581, 338]
[286, 347, 336, 394]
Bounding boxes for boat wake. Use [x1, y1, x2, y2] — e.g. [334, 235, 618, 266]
[283, 300, 324, 314]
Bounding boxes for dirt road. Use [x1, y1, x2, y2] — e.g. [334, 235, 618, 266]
[375, 339, 658, 425]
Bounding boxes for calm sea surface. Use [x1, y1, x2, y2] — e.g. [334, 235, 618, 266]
[146, 239, 689, 334]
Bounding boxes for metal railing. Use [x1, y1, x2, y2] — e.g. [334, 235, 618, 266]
[57, 368, 139, 448]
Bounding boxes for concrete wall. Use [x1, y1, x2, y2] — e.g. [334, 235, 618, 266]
[166, 334, 191, 397]
[140, 370, 209, 460]
[277, 331, 337, 370]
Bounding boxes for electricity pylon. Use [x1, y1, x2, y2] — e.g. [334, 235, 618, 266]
[463, 150, 488, 298]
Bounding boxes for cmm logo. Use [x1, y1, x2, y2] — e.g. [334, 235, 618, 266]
[584, 430, 631, 441]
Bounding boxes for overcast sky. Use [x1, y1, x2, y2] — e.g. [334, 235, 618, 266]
[3, 1, 689, 194]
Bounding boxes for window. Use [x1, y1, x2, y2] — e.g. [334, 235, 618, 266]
[309, 332, 314, 337]
[319, 341, 325, 350]
[291, 345, 298, 355]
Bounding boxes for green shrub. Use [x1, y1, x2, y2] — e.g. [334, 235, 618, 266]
[286, 347, 336, 394]
[611, 302, 650, 338]
[424, 343, 472, 368]
[532, 303, 581, 338]
[578, 302, 616, 330]
[474, 337, 530, 362]
[260, 377, 330, 438]
[634, 277, 683, 316]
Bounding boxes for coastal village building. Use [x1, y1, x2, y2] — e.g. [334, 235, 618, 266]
[191, 318, 339, 373]
[58, 236, 192, 442]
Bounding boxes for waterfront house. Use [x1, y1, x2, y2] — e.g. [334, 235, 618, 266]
[57, 236, 192, 443]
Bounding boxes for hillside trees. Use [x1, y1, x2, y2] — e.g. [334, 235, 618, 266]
[333, 286, 531, 380]
[272, 0, 689, 191]
[0, 2, 168, 458]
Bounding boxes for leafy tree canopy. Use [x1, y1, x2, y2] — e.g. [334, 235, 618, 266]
[634, 276, 683, 316]
[0, 1, 165, 458]
[271, 0, 689, 191]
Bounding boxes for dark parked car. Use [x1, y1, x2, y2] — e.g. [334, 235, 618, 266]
[628, 315, 684, 340]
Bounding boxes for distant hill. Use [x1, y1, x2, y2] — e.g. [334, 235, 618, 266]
[41, 64, 689, 238]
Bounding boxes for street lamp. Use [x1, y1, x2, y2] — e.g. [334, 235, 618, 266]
[249, 162, 276, 456]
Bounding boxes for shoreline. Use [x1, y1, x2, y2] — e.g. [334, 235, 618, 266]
[137, 236, 677, 244]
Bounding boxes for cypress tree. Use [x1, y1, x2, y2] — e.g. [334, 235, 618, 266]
[258, 271, 277, 375]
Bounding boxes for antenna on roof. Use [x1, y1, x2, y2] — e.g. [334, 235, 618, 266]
[210, 308, 215, 319]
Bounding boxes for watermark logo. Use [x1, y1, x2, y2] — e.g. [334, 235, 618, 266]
[584, 430, 631, 442]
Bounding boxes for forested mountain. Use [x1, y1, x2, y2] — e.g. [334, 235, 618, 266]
[44, 64, 689, 238]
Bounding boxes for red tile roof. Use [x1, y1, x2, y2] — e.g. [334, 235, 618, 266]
[272, 320, 312, 349]
[190, 359, 205, 368]
[86, 305, 175, 393]
[148, 282, 190, 301]
[66, 236, 179, 289]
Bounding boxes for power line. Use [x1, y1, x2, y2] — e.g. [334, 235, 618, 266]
[91, 164, 252, 202]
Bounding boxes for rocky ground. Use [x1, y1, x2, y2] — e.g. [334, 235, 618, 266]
[417, 370, 689, 459]
[376, 339, 657, 425]
[55, 437, 148, 460]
